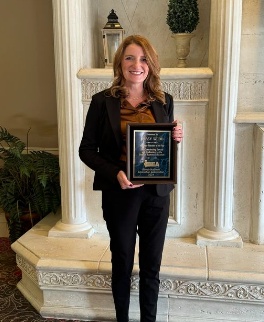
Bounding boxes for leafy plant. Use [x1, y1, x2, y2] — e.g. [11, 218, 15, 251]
[0, 127, 61, 242]
[167, 0, 199, 34]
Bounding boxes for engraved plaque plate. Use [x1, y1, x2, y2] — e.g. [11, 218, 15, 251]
[127, 123, 177, 184]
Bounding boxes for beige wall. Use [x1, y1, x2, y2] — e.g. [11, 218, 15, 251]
[0, 0, 58, 148]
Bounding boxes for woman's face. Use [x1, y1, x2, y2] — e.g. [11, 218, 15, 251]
[121, 44, 149, 87]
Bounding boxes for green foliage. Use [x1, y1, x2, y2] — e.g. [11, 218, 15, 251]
[167, 0, 199, 34]
[0, 127, 61, 242]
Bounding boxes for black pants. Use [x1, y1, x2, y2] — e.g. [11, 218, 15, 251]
[102, 185, 170, 322]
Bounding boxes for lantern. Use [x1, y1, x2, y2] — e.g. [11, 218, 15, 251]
[102, 9, 125, 68]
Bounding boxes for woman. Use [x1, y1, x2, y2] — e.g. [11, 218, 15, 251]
[79, 35, 183, 322]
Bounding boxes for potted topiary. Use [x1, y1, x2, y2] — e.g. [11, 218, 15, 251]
[167, 0, 199, 67]
[0, 127, 61, 242]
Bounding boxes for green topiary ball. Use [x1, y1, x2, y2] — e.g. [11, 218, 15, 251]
[167, 0, 200, 34]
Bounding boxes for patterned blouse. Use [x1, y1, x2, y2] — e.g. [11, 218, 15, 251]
[119, 98, 155, 162]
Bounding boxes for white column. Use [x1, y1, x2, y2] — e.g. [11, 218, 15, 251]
[197, 0, 243, 247]
[48, 0, 94, 238]
[251, 125, 264, 244]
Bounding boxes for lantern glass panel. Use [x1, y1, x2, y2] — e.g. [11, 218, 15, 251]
[106, 33, 120, 63]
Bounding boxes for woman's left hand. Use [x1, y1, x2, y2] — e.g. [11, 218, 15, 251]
[172, 120, 183, 143]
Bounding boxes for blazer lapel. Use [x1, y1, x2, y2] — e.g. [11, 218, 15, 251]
[151, 100, 165, 123]
[105, 95, 122, 149]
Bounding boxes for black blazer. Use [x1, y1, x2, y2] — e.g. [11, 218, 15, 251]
[79, 90, 175, 197]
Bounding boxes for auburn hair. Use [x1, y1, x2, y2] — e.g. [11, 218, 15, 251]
[107, 35, 165, 104]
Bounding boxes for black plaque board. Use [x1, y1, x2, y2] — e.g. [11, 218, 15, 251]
[126, 123, 177, 184]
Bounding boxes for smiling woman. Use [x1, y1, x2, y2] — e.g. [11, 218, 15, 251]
[79, 35, 183, 322]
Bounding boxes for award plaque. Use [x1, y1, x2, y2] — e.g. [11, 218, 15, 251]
[126, 123, 177, 184]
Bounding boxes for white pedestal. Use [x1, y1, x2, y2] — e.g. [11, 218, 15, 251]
[11, 214, 264, 322]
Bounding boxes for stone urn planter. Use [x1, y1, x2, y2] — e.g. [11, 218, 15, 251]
[172, 33, 195, 68]
[167, 0, 199, 67]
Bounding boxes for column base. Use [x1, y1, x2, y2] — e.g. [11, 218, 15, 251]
[196, 228, 243, 248]
[48, 220, 94, 238]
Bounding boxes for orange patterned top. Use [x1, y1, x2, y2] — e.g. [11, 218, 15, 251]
[119, 98, 155, 162]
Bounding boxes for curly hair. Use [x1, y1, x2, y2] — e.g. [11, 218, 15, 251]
[107, 35, 165, 104]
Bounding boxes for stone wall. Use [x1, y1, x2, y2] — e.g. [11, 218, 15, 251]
[238, 0, 264, 113]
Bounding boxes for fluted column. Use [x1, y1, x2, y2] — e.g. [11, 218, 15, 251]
[197, 0, 243, 247]
[48, 0, 94, 238]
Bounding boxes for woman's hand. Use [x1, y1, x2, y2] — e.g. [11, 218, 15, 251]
[172, 120, 183, 143]
[117, 170, 144, 189]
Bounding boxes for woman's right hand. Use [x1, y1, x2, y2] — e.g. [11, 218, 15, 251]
[117, 170, 144, 189]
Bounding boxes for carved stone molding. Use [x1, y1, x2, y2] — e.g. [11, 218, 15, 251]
[36, 270, 264, 303]
[162, 80, 209, 101]
[16, 255, 38, 285]
[159, 280, 264, 302]
[81, 80, 112, 101]
[81, 79, 210, 102]
[38, 272, 112, 289]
